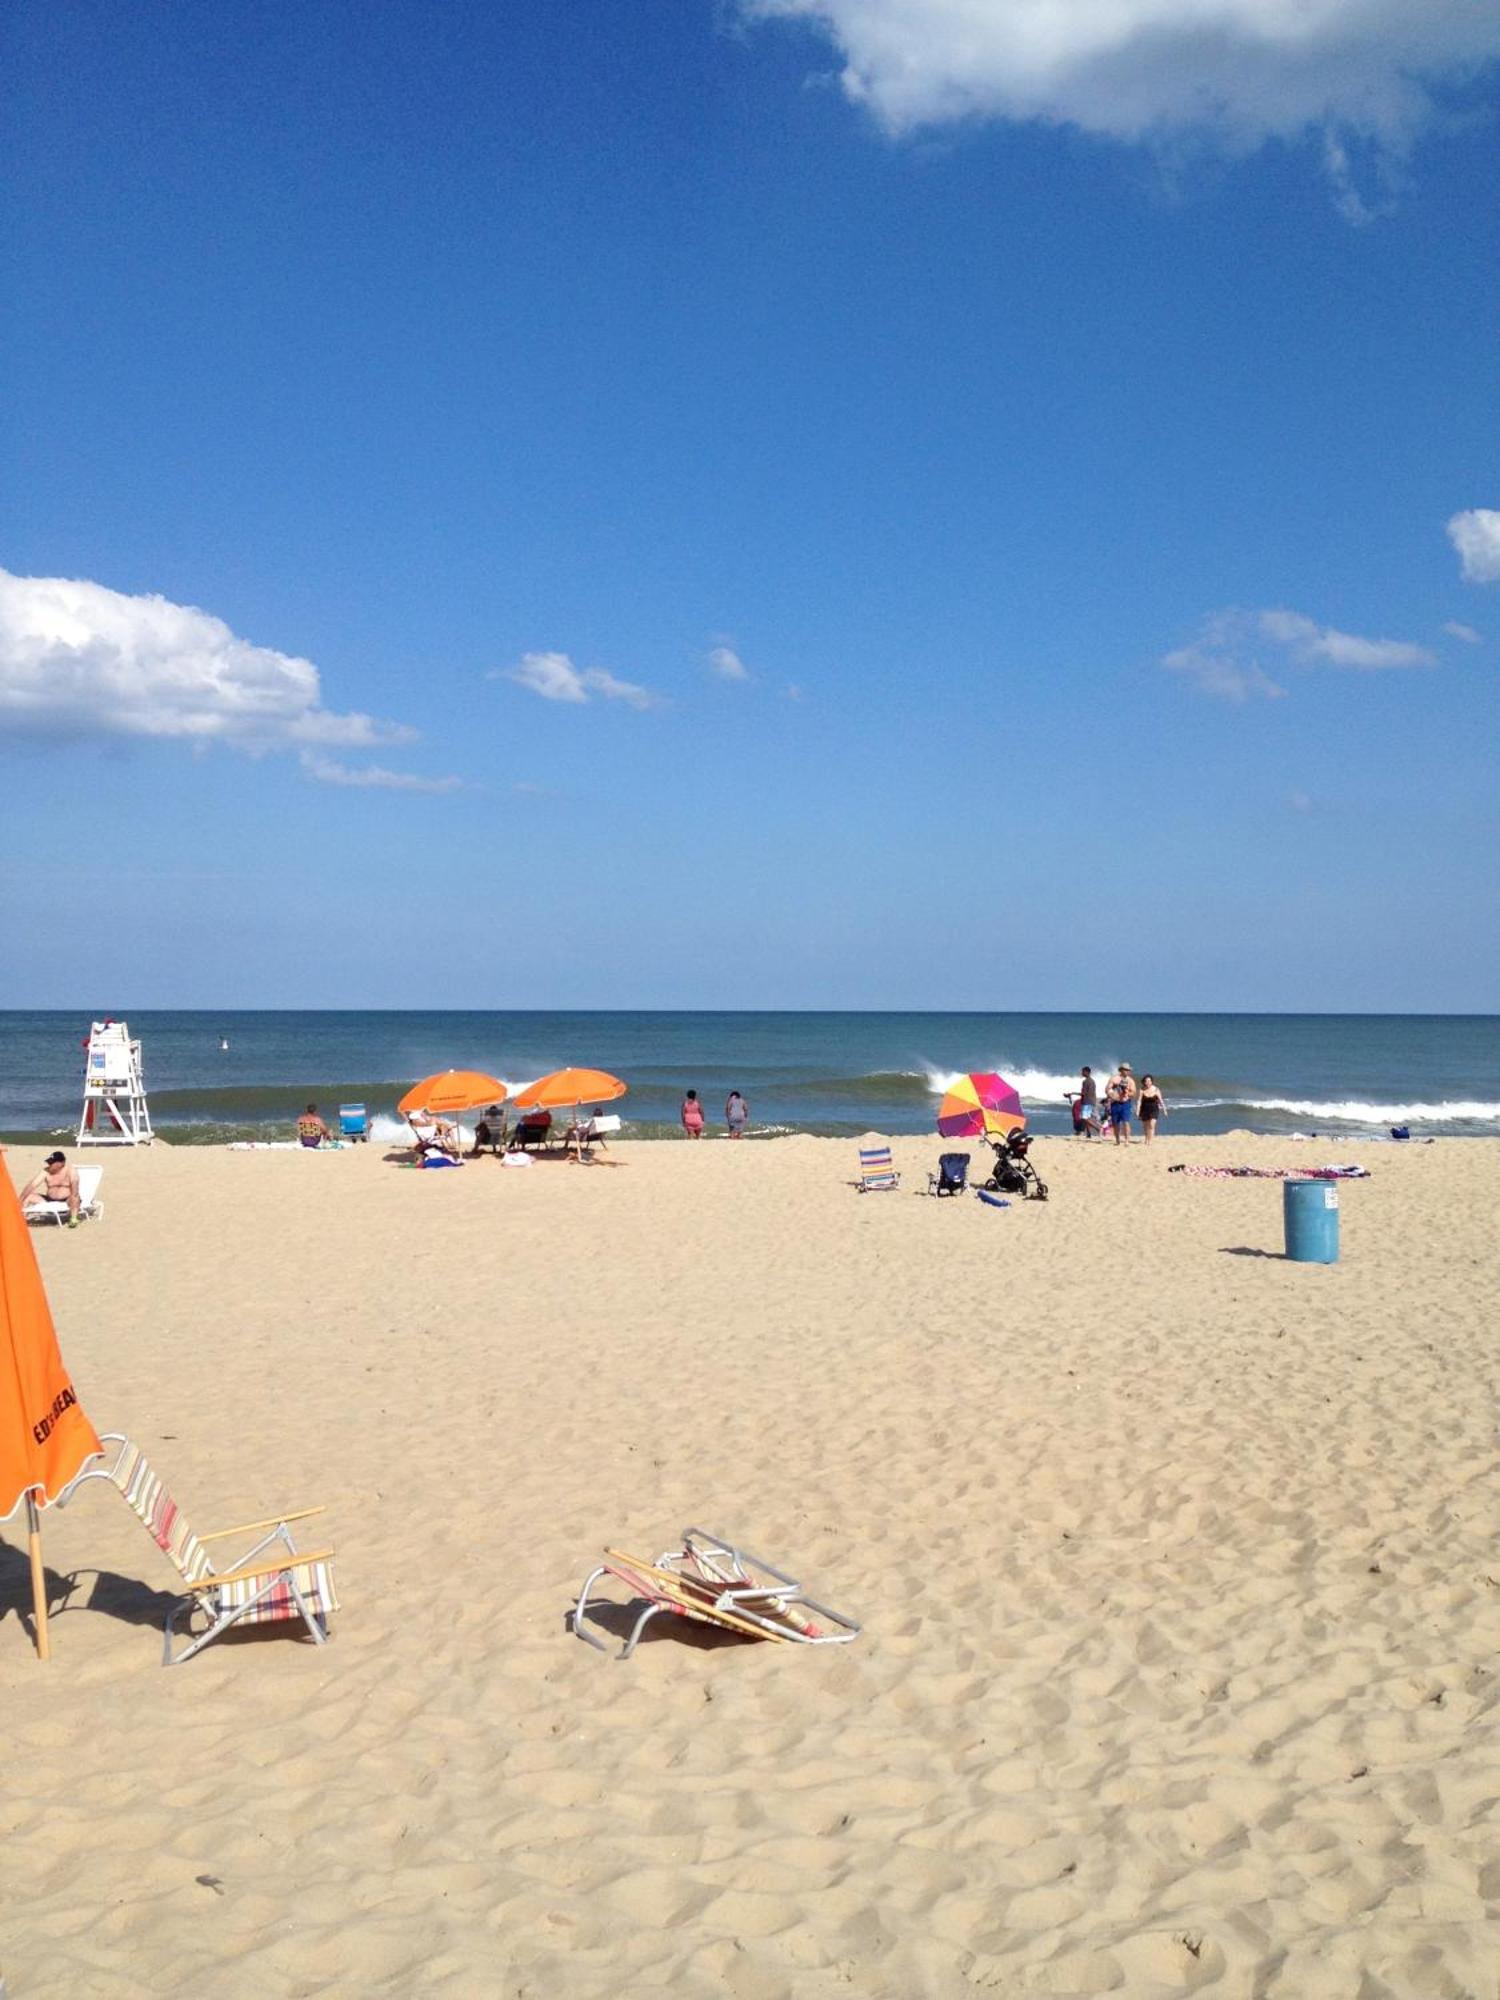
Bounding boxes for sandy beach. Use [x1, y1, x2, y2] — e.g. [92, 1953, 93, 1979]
[4, 1131, 1499, 1998]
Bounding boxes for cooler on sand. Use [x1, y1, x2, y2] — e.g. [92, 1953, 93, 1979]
[1284, 1179, 1340, 1263]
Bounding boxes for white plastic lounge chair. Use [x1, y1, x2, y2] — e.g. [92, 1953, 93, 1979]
[23, 1165, 104, 1226]
[572, 1527, 860, 1659]
[857, 1145, 899, 1192]
[57, 1433, 337, 1666]
[408, 1116, 459, 1160]
[567, 1112, 622, 1161]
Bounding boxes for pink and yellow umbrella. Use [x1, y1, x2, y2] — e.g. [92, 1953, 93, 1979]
[936, 1072, 1025, 1140]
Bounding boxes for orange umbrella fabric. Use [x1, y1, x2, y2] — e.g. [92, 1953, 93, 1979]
[512, 1068, 628, 1111]
[397, 1070, 508, 1118]
[2, 1160, 103, 1658]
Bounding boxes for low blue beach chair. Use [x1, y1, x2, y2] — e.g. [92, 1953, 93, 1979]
[927, 1152, 970, 1197]
[338, 1103, 370, 1142]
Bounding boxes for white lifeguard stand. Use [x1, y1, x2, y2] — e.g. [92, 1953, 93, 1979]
[77, 1020, 154, 1146]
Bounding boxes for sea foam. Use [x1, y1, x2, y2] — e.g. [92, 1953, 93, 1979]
[1233, 1097, 1500, 1126]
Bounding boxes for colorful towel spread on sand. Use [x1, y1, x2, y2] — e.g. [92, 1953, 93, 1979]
[228, 1140, 345, 1151]
[1168, 1164, 1370, 1180]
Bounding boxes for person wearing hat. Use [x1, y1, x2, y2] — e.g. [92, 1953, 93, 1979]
[18, 1150, 82, 1225]
[1105, 1063, 1137, 1144]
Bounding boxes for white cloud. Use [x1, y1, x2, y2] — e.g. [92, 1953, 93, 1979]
[1447, 508, 1500, 584]
[1257, 608, 1435, 669]
[500, 649, 659, 709]
[301, 754, 463, 794]
[1443, 620, 1482, 644]
[707, 644, 751, 681]
[740, 1, 1500, 161]
[1162, 637, 1285, 703]
[0, 568, 413, 752]
[1164, 606, 1435, 701]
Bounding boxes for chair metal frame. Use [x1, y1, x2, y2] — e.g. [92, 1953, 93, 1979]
[572, 1527, 860, 1659]
[57, 1433, 335, 1667]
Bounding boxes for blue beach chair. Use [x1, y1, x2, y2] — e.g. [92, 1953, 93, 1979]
[927, 1152, 970, 1197]
[338, 1104, 370, 1142]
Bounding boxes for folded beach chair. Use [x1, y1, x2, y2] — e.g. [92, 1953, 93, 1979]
[23, 1165, 104, 1226]
[857, 1145, 900, 1192]
[57, 1433, 337, 1666]
[572, 1527, 860, 1660]
[927, 1151, 970, 1197]
[338, 1103, 370, 1142]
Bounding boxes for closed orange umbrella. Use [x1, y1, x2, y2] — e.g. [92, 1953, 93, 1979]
[512, 1068, 628, 1111]
[397, 1070, 508, 1118]
[1, 1160, 103, 1660]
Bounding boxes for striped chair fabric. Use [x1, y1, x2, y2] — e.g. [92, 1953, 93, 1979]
[212, 1557, 339, 1628]
[858, 1145, 900, 1191]
[106, 1439, 338, 1629]
[108, 1438, 212, 1582]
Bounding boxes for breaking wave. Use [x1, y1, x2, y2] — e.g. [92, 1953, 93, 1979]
[920, 1063, 1087, 1103]
[1228, 1096, 1500, 1126]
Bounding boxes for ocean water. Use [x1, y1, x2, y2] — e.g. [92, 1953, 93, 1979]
[1, 1011, 1496, 1146]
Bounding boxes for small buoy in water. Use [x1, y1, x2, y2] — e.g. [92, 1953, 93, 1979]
[219, 1038, 230, 1052]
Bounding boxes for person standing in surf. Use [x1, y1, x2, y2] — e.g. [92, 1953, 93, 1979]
[1073, 1064, 1100, 1139]
[1137, 1074, 1167, 1143]
[1105, 1064, 1136, 1144]
[681, 1089, 705, 1139]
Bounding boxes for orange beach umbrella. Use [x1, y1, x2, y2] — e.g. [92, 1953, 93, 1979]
[1, 1160, 103, 1659]
[512, 1068, 628, 1111]
[398, 1070, 508, 1118]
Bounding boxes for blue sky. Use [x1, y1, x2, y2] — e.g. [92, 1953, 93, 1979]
[3, 0, 1497, 1011]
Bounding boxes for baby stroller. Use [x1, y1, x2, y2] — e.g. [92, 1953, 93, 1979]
[984, 1127, 1048, 1201]
[927, 1151, 971, 1197]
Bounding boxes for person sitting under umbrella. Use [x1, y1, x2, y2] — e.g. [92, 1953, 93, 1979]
[410, 1113, 459, 1160]
[471, 1105, 507, 1155]
[513, 1107, 553, 1150]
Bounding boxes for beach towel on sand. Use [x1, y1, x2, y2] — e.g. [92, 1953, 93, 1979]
[1169, 1164, 1370, 1180]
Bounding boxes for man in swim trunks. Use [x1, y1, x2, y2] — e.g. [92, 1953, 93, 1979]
[18, 1150, 82, 1224]
[296, 1104, 332, 1147]
[1106, 1064, 1137, 1144]
[1075, 1065, 1099, 1139]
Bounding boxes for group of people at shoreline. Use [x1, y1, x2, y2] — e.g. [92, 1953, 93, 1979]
[1068, 1063, 1168, 1144]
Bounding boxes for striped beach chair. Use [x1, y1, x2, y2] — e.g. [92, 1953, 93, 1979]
[58, 1433, 337, 1666]
[857, 1144, 900, 1192]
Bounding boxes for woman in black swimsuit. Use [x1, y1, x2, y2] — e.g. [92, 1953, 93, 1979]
[1137, 1075, 1167, 1143]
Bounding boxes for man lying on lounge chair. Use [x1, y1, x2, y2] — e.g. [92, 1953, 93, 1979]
[409, 1114, 460, 1160]
[18, 1150, 81, 1225]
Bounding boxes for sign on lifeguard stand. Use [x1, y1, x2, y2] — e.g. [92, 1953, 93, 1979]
[77, 1020, 154, 1147]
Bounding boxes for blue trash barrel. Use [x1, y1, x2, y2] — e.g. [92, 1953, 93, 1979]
[1284, 1178, 1341, 1263]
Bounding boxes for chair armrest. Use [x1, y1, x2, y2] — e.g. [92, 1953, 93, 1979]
[185, 1549, 335, 1592]
[198, 1506, 325, 1542]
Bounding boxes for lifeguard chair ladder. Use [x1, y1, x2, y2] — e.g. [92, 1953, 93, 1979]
[77, 1020, 154, 1146]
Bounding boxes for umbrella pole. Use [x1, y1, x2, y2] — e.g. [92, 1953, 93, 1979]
[26, 1494, 50, 1661]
